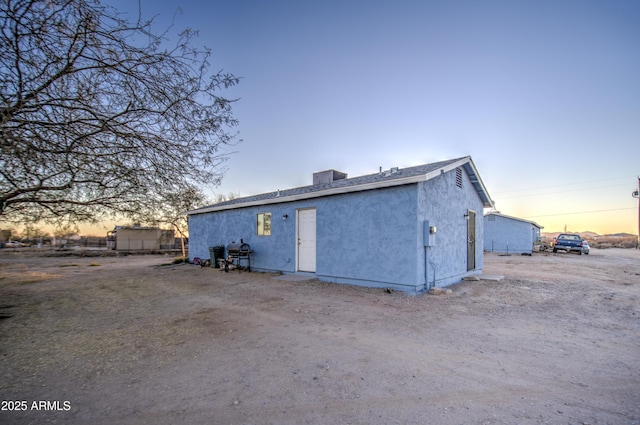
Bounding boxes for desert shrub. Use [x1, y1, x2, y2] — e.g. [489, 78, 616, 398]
[588, 236, 638, 249]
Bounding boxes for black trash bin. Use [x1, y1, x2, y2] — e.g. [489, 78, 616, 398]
[209, 246, 225, 268]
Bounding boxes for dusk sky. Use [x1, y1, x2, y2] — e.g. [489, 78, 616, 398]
[106, 0, 640, 235]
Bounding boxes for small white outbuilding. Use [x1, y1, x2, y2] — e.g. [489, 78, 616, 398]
[484, 212, 543, 255]
[106, 226, 174, 251]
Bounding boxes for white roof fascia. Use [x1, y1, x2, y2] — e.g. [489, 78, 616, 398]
[485, 212, 543, 229]
[188, 173, 430, 215]
[187, 156, 492, 215]
[422, 157, 466, 182]
[461, 157, 495, 208]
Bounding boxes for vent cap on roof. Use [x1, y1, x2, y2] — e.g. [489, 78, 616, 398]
[313, 169, 347, 185]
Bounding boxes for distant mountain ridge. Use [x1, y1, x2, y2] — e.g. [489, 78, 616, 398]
[541, 231, 638, 249]
[542, 231, 637, 239]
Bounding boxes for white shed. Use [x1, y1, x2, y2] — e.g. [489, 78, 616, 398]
[106, 226, 174, 251]
[484, 212, 543, 255]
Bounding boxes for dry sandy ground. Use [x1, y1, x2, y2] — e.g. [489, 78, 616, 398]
[0, 248, 639, 425]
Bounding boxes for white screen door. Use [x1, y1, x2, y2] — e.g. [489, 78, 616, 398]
[297, 208, 316, 272]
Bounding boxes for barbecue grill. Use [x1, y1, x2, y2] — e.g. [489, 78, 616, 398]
[225, 239, 253, 272]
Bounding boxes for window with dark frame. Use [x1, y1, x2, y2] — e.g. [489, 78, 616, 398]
[257, 212, 272, 236]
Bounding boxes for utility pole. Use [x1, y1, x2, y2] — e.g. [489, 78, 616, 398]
[633, 177, 640, 249]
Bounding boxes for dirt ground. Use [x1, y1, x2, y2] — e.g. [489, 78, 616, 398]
[0, 248, 639, 425]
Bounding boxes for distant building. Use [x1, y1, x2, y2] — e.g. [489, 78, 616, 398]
[107, 226, 174, 250]
[0, 229, 11, 244]
[484, 212, 543, 254]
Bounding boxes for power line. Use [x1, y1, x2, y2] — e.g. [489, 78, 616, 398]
[496, 183, 630, 200]
[523, 207, 635, 219]
[492, 175, 636, 196]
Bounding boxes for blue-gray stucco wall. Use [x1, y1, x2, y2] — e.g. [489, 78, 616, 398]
[316, 186, 418, 289]
[188, 167, 486, 293]
[188, 202, 299, 272]
[417, 169, 485, 288]
[484, 215, 538, 254]
[188, 185, 420, 290]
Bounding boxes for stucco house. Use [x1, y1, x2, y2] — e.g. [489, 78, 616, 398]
[483, 212, 543, 255]
[187, 156, 494, 293]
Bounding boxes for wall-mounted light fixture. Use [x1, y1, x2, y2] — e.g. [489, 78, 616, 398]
[464, 212, 469, 220]
[282, 214, 288, 221]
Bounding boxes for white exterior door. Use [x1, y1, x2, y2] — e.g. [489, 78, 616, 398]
[297, 208, 316, 272]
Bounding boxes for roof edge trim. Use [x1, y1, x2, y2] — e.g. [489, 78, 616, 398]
[187, 173, 431, 215]
[186, 156, 494, 215]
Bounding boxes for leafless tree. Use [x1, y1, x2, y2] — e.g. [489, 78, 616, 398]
[129, 185, 206, 257]
[214, 191, 240, 203]
[1, 0, 239, 227]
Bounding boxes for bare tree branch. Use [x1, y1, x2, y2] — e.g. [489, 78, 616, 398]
[1, 0, 239, 226]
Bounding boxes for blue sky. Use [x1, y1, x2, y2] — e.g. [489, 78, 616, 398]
[107, 0, 640, 235]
